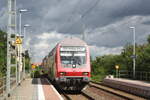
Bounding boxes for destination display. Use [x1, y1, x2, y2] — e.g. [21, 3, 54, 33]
[60, 46, 86, 51]
[60, 53, 72, 56]
[60, 53, 86, 56]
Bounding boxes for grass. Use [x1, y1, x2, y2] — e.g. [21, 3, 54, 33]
[91, 74, 106, 82]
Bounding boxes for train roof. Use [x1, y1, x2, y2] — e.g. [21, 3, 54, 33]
[59, 37, 87, 46]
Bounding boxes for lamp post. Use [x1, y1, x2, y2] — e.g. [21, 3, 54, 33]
[18, 9, 28, 85]
[115, 65, 119, 78]
[130, 27, 136, 79]
[23, 24, 31, 79]
[19, 9, 28, 36]
[23, 24, 31, 40]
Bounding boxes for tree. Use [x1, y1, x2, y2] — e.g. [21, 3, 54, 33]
[25, 50, 31, 72]
[147, 35, 150, 44]
[0, 30, 7, 77]
[91, 35, 150, 81]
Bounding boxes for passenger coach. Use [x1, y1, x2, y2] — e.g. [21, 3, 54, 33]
[42, 37, 91, 90]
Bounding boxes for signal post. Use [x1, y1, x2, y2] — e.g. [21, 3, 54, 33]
[15, 36, 23, 85]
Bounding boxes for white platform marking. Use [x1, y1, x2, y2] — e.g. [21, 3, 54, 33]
[38, 78, 45, 100]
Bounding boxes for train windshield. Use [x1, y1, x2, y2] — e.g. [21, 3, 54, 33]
[60, 46, 86, 68]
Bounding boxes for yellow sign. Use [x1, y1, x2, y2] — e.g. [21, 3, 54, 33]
[32, 65, 36, 69]
[15, 37, 22, 44]
[115, 65, 119, 69]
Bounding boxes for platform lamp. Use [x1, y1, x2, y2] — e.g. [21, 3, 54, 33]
[23, 24, 31, 79]
[18, 9, 28, 85]
[130, 27, 136, 79]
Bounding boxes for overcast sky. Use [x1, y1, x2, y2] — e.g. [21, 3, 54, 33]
[1, 0, 150, 62]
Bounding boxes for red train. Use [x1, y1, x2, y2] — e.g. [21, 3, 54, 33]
[42, 37, 91, 90]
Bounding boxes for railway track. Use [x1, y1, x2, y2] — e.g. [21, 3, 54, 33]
[89, 81, 146, 100]
[58, 81, 146, 100]
[47, 77, 146, 100]
[61, 90, 94, 100]
[61, 81, 135, 100]
[46, 77, 93, 100]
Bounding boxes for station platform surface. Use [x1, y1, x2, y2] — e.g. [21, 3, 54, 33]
[104, 78, 150, 88]
[7, 78, 63, 100]
[103, 78, 150, 99]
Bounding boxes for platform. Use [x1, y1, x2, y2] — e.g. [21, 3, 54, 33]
[103, 78, 150, 99]
[7, 78, 63, 100]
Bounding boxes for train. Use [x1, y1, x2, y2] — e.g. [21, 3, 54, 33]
[42, 37, 91, 90]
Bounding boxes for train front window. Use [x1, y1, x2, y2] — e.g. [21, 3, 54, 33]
[60, 47, 86, 68]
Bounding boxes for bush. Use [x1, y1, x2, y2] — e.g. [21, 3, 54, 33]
[30, 70, 40, 78]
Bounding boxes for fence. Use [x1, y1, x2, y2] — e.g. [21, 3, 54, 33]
[0, 76, 6, 97]
[0, 74, 18, 99]
[0, 71, 30, 100]
[117, 70, 150, 81]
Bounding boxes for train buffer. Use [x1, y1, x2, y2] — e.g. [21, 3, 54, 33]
[7, 78, 63, 100]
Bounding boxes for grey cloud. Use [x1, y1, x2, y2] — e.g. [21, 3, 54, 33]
[110, 0, 150, 18]
[142, 21, 150, 25]
[1, 0, 150, 62]
[86, 16, 150, 48]
[11, 0, 150, 35]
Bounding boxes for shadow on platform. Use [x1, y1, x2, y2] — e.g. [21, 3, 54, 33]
[31, 78, 52, 85]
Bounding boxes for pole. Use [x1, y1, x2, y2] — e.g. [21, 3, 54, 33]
[23, 51, 25, 79]
[19, 12, 22, 36]
[6, 21, 11, 97]
[6, 33, 11, 97]
[18, 10, 28, 83]
[133, 27, 136, 79]
[130, 27, 136, 79]
[23, 27, 26, 40]
[116, 69, 118, 78]
[6, 0, 11, 96]
[23, 27, 26, 79]
[115, 65, 119, 78]
[18, 44, 21, 85]
[18, 12, 21, 85]
[14, 0, 18, 85]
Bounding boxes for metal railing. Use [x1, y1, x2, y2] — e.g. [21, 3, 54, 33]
[0, 71, 30, 100]
[0, 76, 6, 97]
[0, 74, 17, 99]
[117, 70, 150, 81]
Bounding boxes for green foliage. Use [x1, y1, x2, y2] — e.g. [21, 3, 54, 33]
[91, 36, 150, 81]
[91, 54, 124, 81]
[25, 50, 31, 72]
[147, 35, 150, 44]
[31, 69, 41, 78]
[30, 66, 43, 78]
[0, 30, 7, 76]
[0, 30, 31, 77]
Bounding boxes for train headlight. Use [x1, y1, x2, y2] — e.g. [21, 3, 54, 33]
[82, 72, 89, 76]
[72, 64, 76, 68]
[60, 72, 66, 76]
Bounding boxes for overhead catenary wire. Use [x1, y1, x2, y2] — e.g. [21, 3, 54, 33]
[81, 0, 100, 19]
[65, 0, 101, 33]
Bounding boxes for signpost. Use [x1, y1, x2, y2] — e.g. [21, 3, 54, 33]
[115, 65, 119, 78]
[15, 36, 23, 85]
[15, 37, 22, 44]
[32, 64, 36, 69]
[31, 64, 36, 78]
